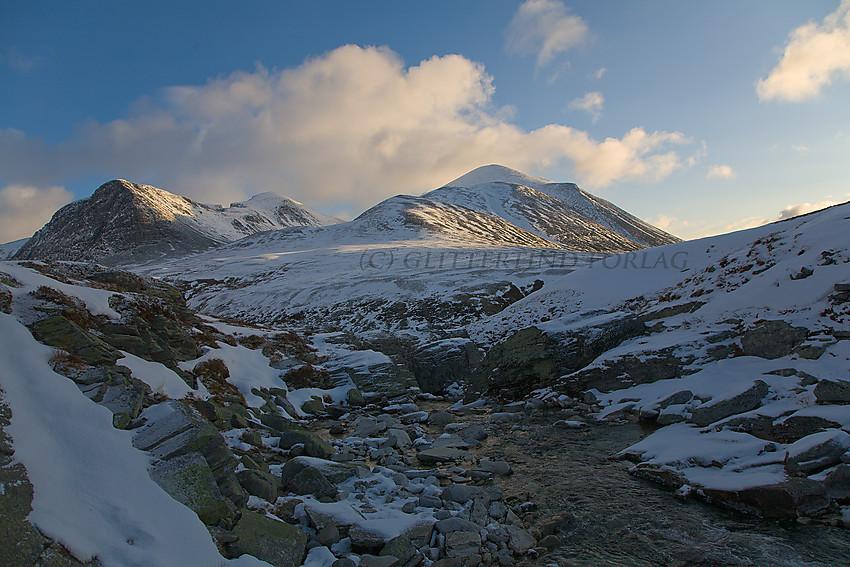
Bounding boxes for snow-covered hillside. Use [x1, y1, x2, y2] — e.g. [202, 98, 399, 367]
[468, 201, 850, 517]
[13, 180, 341, 265]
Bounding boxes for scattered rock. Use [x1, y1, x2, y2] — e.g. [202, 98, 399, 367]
[228, 510, 308, 567]
[689, 380, 769, 426]
[739, 320, 808, 360]
[813, 379, 850, 404]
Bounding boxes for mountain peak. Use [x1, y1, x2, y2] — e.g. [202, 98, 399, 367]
[443, 165, 554, 189]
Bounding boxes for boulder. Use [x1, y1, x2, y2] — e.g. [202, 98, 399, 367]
[416, 447, 470, 464]
[785, 430, 850, 475]
[228, 510, 307, 567]
[689, 380, 769, 427]
[823, 464, 850, 500]
[29, 315, 121, 365]
[739, 320, 808, 359]
[504, 525, 536, 555]
[445, 531, 481, 559]
[702, 478, 829, 519]
[149, 452, 236, 526]
[772, 414, 842, 443]
[380, 535, 417, 564]
[813, 379, 850, 404]
[236, 469, 280, 503]
[349, 524, 387, 551]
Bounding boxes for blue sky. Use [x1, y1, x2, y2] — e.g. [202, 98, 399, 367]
[2, 0, 849, 242]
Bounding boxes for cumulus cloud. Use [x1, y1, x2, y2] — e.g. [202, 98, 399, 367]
[0, 45, 693, 223]
[707, 164, 736, 179]
[506, 0, 590, 67]
[776, 200, 837, 220]
[0, 185, 73, 242]
[568, 91, 604, 121]
[757, 0, 850, 102]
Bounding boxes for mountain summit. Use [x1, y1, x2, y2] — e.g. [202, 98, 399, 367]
[13, 179, 341, 265]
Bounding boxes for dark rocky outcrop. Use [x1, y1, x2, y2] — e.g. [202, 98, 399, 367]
[739, 320, 808, 359]
[409, 338, 484, 394]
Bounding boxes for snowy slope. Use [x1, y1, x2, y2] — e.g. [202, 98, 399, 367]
[470, 201, 850, 504]
[13, 179, 341, 265]
[0, 238, 28, 259]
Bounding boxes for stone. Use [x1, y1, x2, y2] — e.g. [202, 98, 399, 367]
[149, 452, 236, 526]
[813, 379, 850, 404]
[29, 315, 121, 365]
[333, 559, 357, 567]
[236, 468, 280, 503]
[823, 464, 850, 500]
[442, 484, 485, 504]
[436, 517, 481, 534]
[349, 524, 387, 551]
[380, 535, 417, 564]
[410, 338, 484, 395]
[689, 380, 769, 426]
[702, 478, 830, 519]
[785, 430, 850, 475]
[488, 501, 507, 521]
[353, 416, 386, 437]
[301, 397, 325, 415]
[504, 525, 536, 555]
[428, 410, 456, 427]
[347, 388, 365, 406]
[359, 555, 400, 567]
[416, 447, 470, 464]
[386, 428, 412, 450]
[772, 414, 842, 443]
[431, 559, 462, 567]
[739, 320, 808, 359]
[445, 531, 482, 559]
[317, 523, 341, 547]
[537, 534, 562, 549]
[400, 519, 435, 546]
[228, 510, 308, 567]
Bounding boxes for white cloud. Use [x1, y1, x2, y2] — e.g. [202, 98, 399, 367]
[506, 0, 590, 67]
[776, 200, 837, 220]
[593, 67, 607, 80]
[0, 47, 45, 72]
[0, 185, 73, 242]
[0, 45, 693, 224]
[791, 144, 810, 152]
[568, 91, 604, 121]
[757, 0, 850, 102]
[707, 164, 736, 179]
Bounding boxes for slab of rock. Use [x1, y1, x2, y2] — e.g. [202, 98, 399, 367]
[349, 524, 387, 551]
[380, 535, 417, 564]
[445, 531, 481, 559]
[813, 379, 850, 404]
[702, 478, 829, 519]
[29, 315, 121, 365]
[772, 414, 841, 443]
[689, 380, 769, 426]
[435, 517, 482, 535]
[359, 555, 400, 567]
[785, 429, 850, 475]
[236, 469, 280, 503]
[823, 464, 850, 500]
[228, 510, 307, 567]
[504, 525, 536, 555]
[740, 320, 808, 359]
[416, 447, 470, 464]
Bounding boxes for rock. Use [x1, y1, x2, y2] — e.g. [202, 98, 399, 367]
[281, 465, 337, 499]
[347, 388, 365, 406]
[416, 447, 470, 464]
[236, 469, 280, 503]
[428, 410, 456, 427]
[359, 555, 400, 567]
[133, 400, 242, 502]
[29, 315, 121, 365]
[689, 380, 769, 426]
[317, 523, 341, 547]
[228, 509, 308, 567]
[442, 484, 485, 504]
[353, 416, 386, 437]
[431, 559, 462, 567]
[785, 430, 850, 475]
[740, 320, 808, 359]
[658, 390, 694, 409]
[301, 397, 325, 415]
[823, 464, 850, 500]
[488, 501, 507, 521]
[772, 414, 842, 443]
[410, 338, 484, 395]
[149, 452, 236, 526]
[279, 430, 334, 459]
[469, 316, 646, 400]
[702, 478, 830, 519]
[400, 519, 435, 546]
[445, 531, 482, 559]
[537, 534, 562, 549]
[381, 535, 417, 564]
[386, 428, 412, 450]
[813, 379, 850, 404]
[349, 524, 387, 551]
[436, 517, 482, 534]
[333, 559, 358, 567]
[504, 525, 536, 555]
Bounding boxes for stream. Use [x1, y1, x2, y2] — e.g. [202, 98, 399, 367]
[471, 407, 850, 567]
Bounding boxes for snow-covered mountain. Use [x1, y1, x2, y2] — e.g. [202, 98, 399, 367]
[13, 179, 342, 265]
[427, 165, 679, 251]
[0, 238, 28, 260]
[140, 166, 677, 336]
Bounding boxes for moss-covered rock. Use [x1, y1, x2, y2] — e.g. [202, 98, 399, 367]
[228, 510, 307, 567]
[29, 315, 121, 365]
[149, 452, 237, 526]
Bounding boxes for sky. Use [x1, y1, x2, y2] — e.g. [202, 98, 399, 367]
[2, 0, 850, 243]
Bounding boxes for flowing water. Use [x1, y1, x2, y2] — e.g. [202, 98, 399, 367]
[471, 407, 850, 567]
